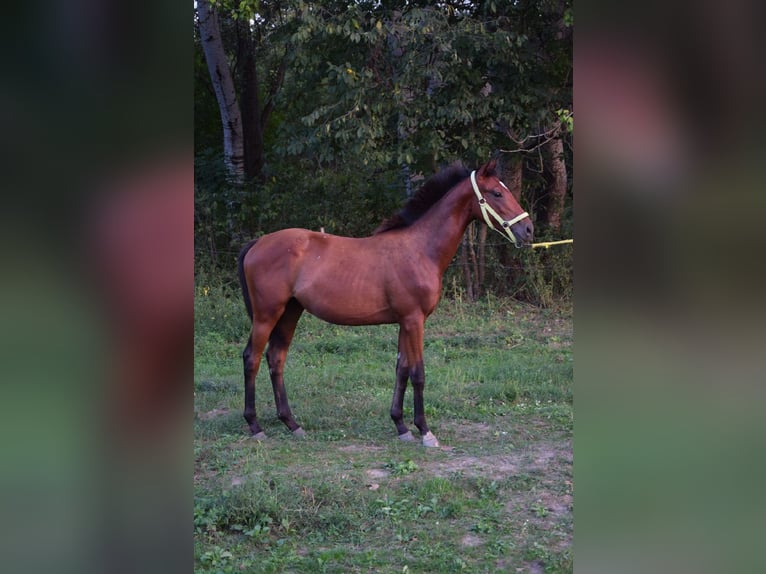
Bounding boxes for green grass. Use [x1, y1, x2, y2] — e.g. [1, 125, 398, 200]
[195, 291, 572, 573]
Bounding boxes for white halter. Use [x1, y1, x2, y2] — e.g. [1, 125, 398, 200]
[470, 170, 529, 247]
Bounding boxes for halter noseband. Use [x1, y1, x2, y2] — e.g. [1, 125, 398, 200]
[470, 170, 529, 247]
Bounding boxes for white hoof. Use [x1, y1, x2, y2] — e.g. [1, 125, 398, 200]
[292, 427, 306, 438]
[422, 431, 440, 448]
[251, 431, 267, 441]
[398, 430, 416, 442]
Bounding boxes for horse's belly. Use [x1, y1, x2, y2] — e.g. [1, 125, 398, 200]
[294, 275, 394, 326]
[306, 304, 396, 326]
[299, 291, 395, 326]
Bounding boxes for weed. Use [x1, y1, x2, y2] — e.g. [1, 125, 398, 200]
[524, 540, 573, 573]
[374, 495, 410, 521]
[231, 516, 272, 543]
[194, 498, 222, 534]
[198, 545, 233, 569]
[531, 501, 550, 518]
[477, 479, 500, 500]
[386, 459, 418, 476]
[471, 519, 495, 534]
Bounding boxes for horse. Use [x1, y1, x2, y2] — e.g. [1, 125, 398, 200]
[237, 159, 533, 447]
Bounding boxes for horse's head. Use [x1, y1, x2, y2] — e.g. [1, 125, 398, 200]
[470, 159, 534, 247]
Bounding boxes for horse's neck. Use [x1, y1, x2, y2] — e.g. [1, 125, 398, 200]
[408, 182, 475, 272]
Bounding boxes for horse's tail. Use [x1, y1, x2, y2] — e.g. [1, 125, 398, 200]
[237, 239, 259, 321]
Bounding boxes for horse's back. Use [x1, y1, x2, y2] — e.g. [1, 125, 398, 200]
[241, 227, 437, 325]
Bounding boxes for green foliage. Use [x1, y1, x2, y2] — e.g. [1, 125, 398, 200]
[195, 0, 573, 304]
[279, 1, 571, 169]
[514, 244, 574, 308]
[255, 162, 403, 238]
[194, 150, 406, 275]
[386, 459, 419, 477]
[557, 108, 574, 133]
[194, 280, 250, 344]
[198, 545, 234, 569]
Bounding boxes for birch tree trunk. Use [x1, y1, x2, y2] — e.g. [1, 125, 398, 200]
[197, 0, 245, 183]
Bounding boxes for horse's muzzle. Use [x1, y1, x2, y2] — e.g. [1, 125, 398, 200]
[512, 221, 534, 246]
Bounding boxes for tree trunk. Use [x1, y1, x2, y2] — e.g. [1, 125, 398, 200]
[477, 223, 487, 290]
[237, 20, 265, 181]
[460, 237, 474, 302]
[545, 127, 567, 232]
[467, 223, 481, 300]
[197, 0, 245, 183]
[505, 156, 523, 202]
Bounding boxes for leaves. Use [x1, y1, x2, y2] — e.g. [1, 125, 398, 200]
[195, 0, 573, 294]
[269, 2, 571, 169]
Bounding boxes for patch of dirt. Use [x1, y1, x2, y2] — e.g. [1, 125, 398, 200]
[421, 435, 571, 481]
[365, 468, 390, 480]
[419, 423, 573, 562]
[425, 454, 521, 480]
[197, 407, 231, 420]
[538, 491, 573, 517]
[497, 560, 544, 573]
[440, 421, 495, 438]
[338, 444, 386, 454]
[460, 533, 484, 548]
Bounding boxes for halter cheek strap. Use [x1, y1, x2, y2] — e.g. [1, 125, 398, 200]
[470, 170, 529, 247]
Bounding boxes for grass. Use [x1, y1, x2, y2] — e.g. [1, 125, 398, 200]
[195, 290, 572, 573]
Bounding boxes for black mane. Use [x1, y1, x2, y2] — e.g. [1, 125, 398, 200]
[374, 163, 472, 234]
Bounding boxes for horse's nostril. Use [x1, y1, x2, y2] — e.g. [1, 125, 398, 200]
[526, 225, 533, 235]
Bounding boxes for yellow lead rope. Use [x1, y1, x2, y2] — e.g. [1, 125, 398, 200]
[531, 239, 574, 249]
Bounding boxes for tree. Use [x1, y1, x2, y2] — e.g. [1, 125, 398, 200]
[196, 0, 288, 182]
[197, 0, 245, 182]
[283, 2, 571, 171]
[545, 124, 568, 232]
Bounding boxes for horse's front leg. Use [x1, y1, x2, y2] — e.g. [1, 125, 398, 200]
[398, 316, 439, 447]
[390, 349, 414, 441]
[409, 360, 439, 447]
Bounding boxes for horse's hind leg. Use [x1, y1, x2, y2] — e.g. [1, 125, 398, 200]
[243, 321, 272, 439]
[266, 298, 305, 436]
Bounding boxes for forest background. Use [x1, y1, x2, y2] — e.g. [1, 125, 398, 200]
[194, 0, 573, 306]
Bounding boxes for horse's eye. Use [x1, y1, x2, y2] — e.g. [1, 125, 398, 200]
[492, 191, 502, 198]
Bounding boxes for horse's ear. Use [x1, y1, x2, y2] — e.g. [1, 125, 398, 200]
[477, 158, 497, 177]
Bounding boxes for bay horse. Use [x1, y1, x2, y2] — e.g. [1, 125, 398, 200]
[237, 159, 533, 447]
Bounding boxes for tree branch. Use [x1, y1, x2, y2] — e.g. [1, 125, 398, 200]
[500, 112, 571, 154]
[261, 57, 287, 125]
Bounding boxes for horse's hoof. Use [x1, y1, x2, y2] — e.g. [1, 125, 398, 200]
[251, 431, 267, 441]
[398, 430, 415, 442]
[292, 427, 306, 438]
[422, 431, 440, 448]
